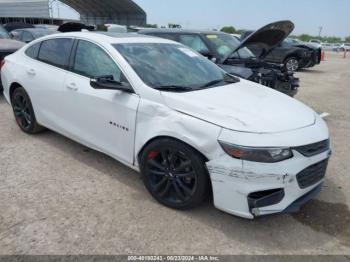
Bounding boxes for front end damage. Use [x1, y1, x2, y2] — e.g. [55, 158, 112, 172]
[207, 123, 330, 219]
[221, 60, 299, 97]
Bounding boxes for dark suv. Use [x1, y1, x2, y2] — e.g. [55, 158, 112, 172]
[140, 21, 299, 97]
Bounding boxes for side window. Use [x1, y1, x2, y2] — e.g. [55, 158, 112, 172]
[38, 38, 74, 69]
[178, 35, 209, 53]
[73, 40, 122, 81]
[21, 31, 34, 43]
[25, 42, 41, 59]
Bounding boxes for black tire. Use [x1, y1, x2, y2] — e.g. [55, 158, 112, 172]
[284, 57, 299, 72]
[11, 87, 45, 134]
[140, 138, 210, 210]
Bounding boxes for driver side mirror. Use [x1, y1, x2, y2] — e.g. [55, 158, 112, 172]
[90, 75, 133, 93]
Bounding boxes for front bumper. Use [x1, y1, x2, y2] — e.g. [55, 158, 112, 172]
[207, 148, 331, 219]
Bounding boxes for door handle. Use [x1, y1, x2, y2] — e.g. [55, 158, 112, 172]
[27, 69, 36, 76]
[66, 83, 78, 91]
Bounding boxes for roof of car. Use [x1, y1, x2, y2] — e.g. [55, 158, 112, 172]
[139, 29, 226, 35]
[37, 31, 178, 45]
[14, 28, 53, 33]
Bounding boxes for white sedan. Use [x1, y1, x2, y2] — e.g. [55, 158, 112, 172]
[0, 32, 331, 219]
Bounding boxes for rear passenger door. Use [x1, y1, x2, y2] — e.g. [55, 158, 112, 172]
[62, 39, 140, 164]
[22, 38, 74, 129]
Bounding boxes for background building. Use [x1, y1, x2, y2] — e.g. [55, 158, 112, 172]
[0, 0, 146, 26]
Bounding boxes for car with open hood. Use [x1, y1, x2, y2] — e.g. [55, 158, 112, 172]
[140, 21, 299, 97]
[241, 24, 321, 72]
[1, 32, 331, 219]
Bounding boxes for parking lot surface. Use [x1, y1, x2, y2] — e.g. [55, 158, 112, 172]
[0, 52, 349, 255]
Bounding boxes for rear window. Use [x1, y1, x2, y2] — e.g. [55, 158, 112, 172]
[25, 43, 41, 59]
[38, 38, 74, 69]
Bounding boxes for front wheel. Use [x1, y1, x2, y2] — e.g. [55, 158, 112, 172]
[140, 138, 210, 210]
[284, 57, 299, 72]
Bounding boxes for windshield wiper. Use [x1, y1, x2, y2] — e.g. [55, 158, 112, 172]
[153, 85, 194, 92]
[200, 74, 239, 89]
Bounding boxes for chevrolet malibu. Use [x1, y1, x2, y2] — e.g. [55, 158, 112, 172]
[0, 33, 331, 219]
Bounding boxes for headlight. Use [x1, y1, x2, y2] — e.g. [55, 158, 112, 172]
[219, 141, 293, 163]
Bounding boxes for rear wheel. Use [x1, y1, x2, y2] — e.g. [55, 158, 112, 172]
[11, 87, 45, 134]
[284, 57, 299, 72]
[140, 138, 210, 209]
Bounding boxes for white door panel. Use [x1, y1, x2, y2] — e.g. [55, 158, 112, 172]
[62, 73, 140, 164]
[22, 59, 67, 128]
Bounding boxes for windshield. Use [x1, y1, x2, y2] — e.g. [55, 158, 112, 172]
[0, 25, 10, 39]
[205, 34, 255, 59]
[114, 43, 237, 91]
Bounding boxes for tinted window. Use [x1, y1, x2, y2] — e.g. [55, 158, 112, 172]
[38, 38, 74, 69]
[178, 35, 209, 53]
[73, 40, 121, 81]
[25, 43, 41, 59]
[205, 34, 255, 59]
[21, 31, 34, 43]
[0, 25, 10, 39]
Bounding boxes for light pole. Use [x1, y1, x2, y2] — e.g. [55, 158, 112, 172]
[49, 0, 60, 18]
[318, 26, 323, 37]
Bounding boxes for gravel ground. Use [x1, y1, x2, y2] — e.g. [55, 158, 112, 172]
[0, 51, 349, 255]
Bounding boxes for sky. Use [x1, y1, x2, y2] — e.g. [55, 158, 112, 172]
[57, 0, 350, 38]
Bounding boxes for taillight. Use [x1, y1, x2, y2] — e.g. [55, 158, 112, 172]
[0, 59, 5, 70]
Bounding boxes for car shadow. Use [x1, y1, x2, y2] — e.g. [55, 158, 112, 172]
[298, 68, 325, 74]
[33, 130, 350, 251]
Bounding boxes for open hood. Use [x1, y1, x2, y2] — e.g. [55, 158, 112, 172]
[223, 21, 294, 62]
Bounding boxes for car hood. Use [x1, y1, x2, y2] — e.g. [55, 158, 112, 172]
[161, 80, 316, 134]
[223, 21, 294, 62]
[0, 39, 25, 51]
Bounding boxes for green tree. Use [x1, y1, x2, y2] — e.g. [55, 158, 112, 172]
[220, 26, 237, 34]
[144, 24, 158, 28]
[345, 36, 350, 43]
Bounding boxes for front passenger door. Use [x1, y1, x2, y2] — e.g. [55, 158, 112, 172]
[62, 40, 140, 164]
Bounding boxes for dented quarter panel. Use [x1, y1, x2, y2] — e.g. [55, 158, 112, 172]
[134, 95, 223, 167]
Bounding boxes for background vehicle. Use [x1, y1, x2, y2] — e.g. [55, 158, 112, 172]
[241, 31, 320, 72]
[0, 37, 24, 92]
[332, 43, 342, 52]
[140, 21, 299, 96]
[1, 32, 331, 218]
[321, 43, 334, 51]
[2, 22, 35, 32]
[10, 28, 55, 43]
[105, 24, 127, 33]
[340, 43, 350, 52]
[0, 25, 10, 39]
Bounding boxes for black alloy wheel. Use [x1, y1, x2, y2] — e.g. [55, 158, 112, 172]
[140, 139, 209, 209]
[11, 87, 45, 134]
[13, 92, 32, 130]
